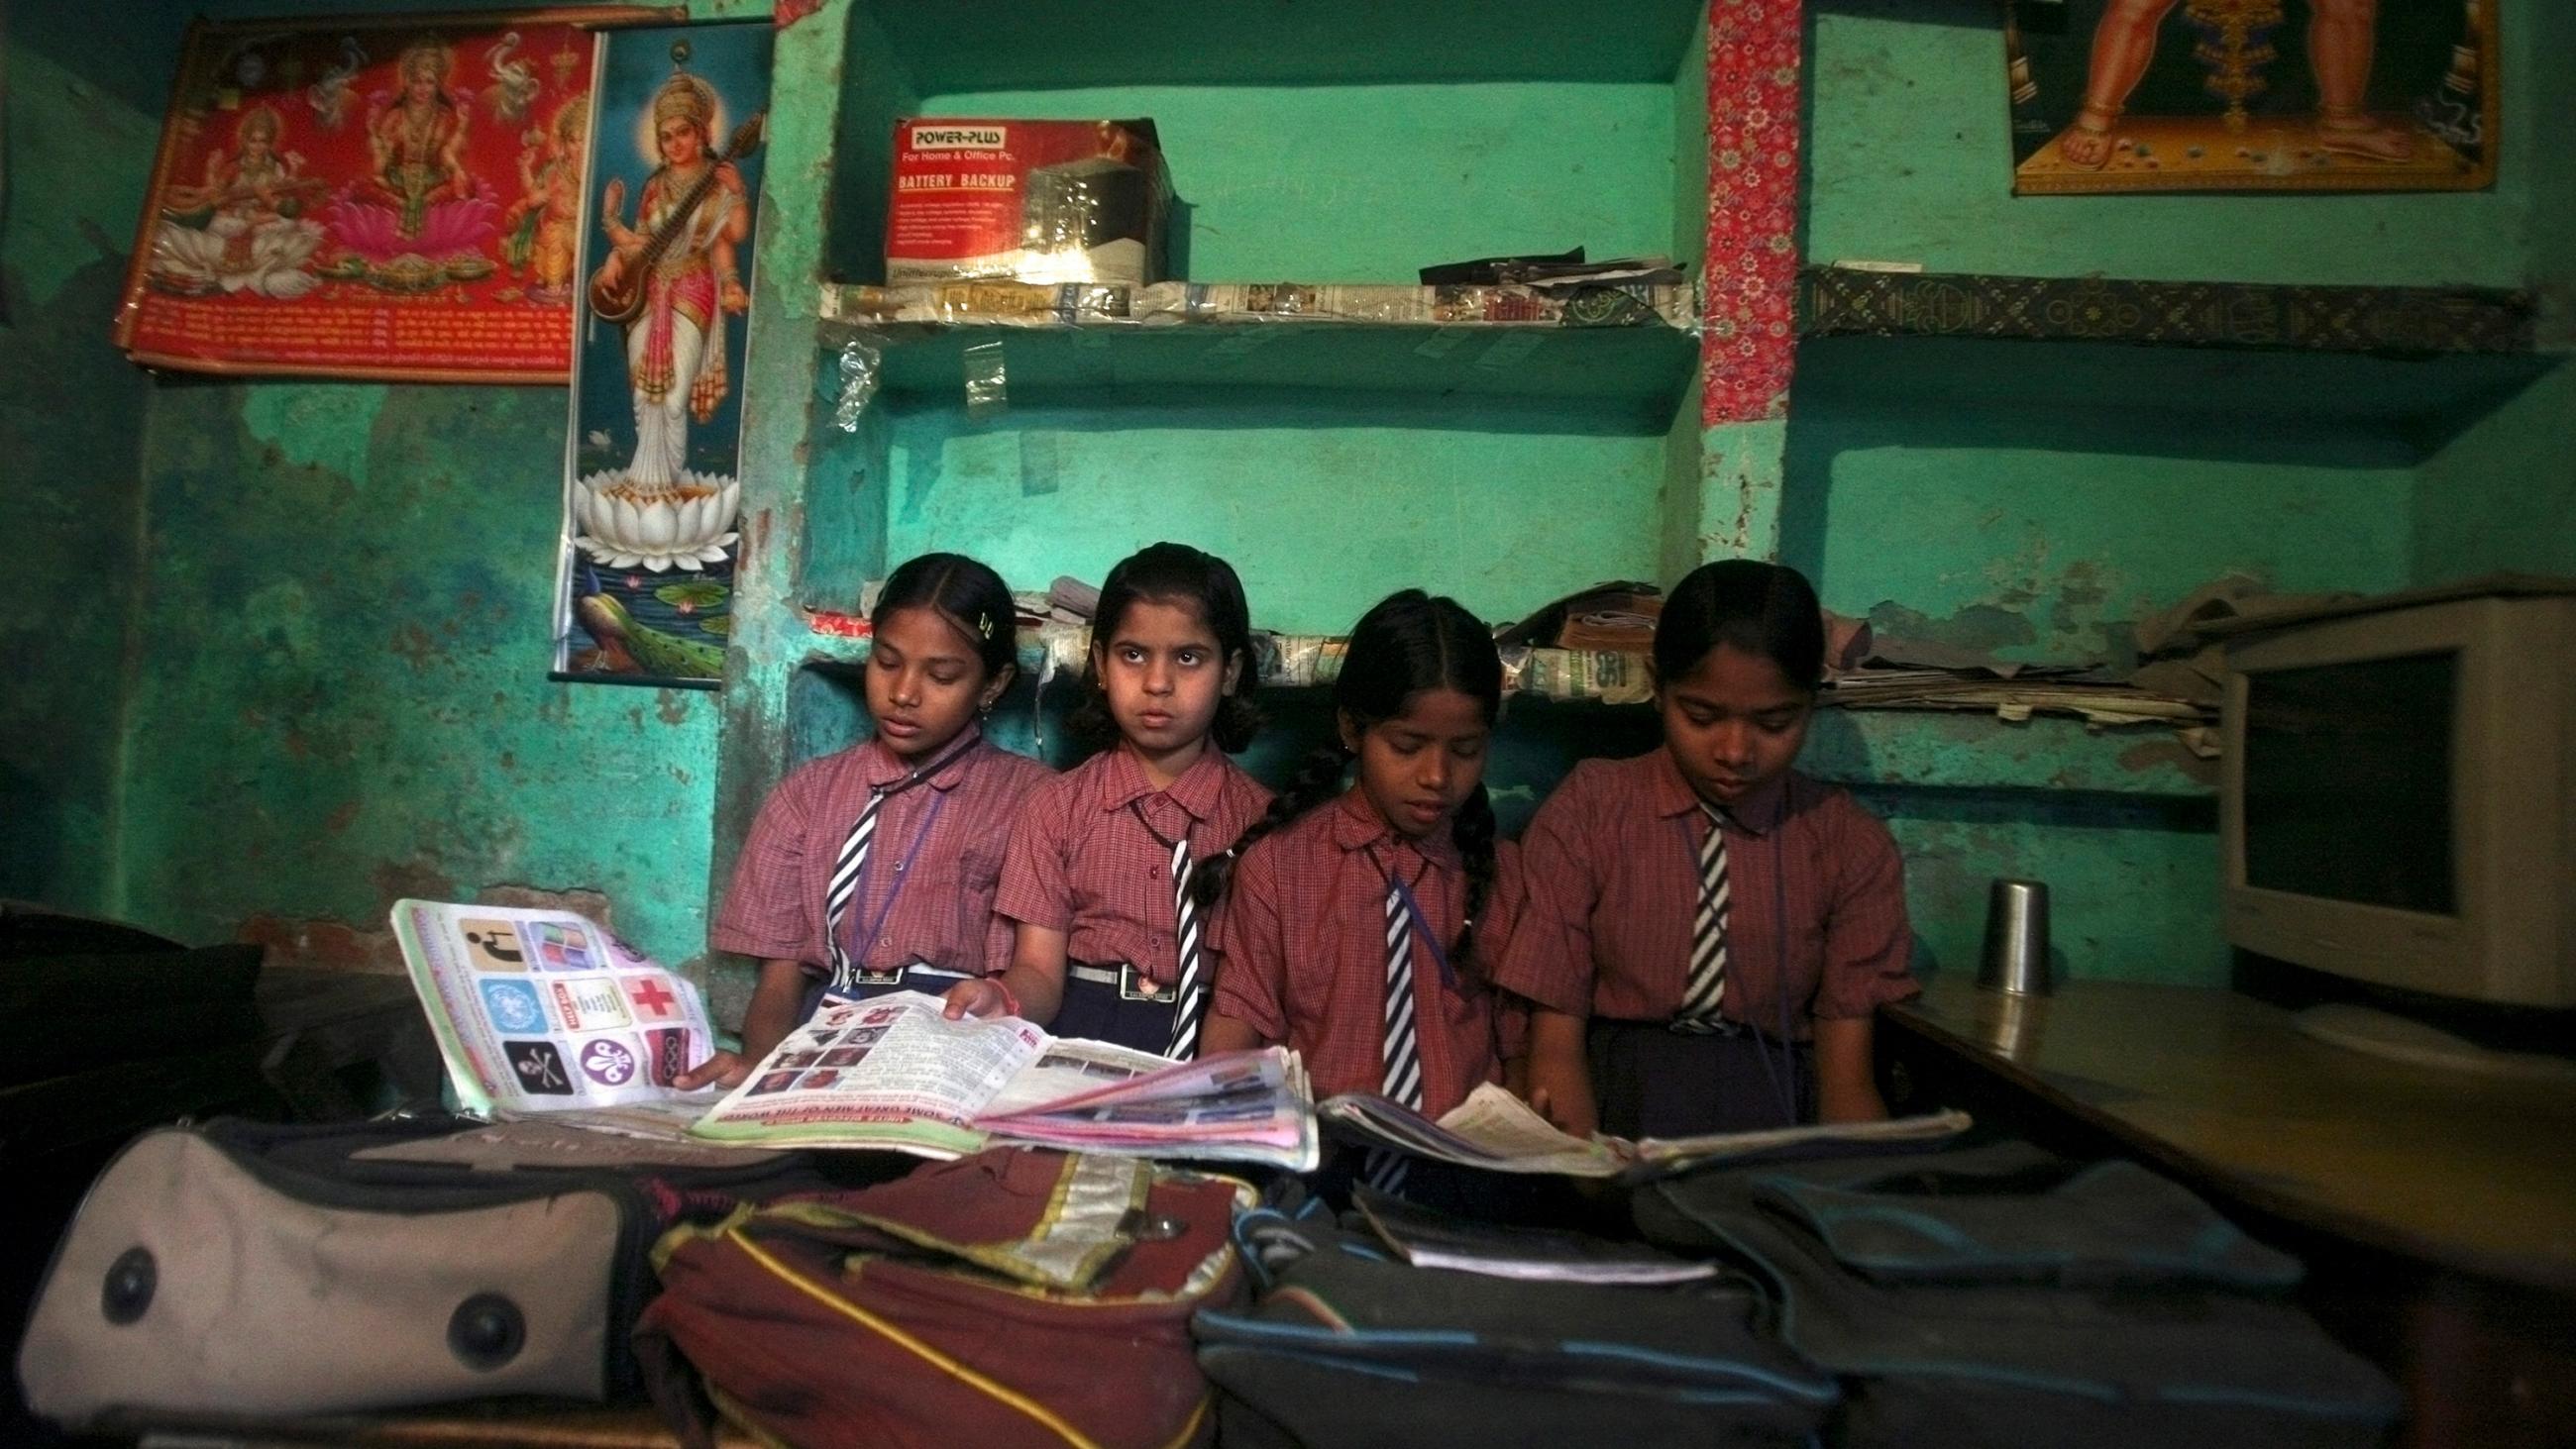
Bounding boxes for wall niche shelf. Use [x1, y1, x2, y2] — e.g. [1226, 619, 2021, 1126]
[1789, 266, 2554, 460]
[816, 279, 1699, 426]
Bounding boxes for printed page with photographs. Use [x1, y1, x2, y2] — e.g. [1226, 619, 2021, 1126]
[691, 991, 1320, 1169]
[390, 899, 723, 1130]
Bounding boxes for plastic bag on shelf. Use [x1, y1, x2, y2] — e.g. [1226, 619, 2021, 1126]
[831, 339, 882, 431]
[963, 339, 1009, 417]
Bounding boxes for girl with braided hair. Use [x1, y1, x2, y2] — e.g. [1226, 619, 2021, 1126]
[1194, 591, 1531, 1119]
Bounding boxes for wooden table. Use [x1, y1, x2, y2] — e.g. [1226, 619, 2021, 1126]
[1881, 974, 2576, 1446]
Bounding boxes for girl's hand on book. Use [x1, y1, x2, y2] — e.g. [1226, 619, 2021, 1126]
[942, 978, 1014, 1020]
[673, 1050, 750, 1091]
[1524, 1054, 1599, 1140]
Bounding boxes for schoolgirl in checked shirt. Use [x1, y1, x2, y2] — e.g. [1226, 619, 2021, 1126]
[1196, 590, 1528, 1120]
[1496, 561, 1917, 1141]
[675, 553, 1052, 1089]
[944, 543, 1271, 1055]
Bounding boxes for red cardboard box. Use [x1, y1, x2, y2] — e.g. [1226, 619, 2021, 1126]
[887, 118, 1175, 285]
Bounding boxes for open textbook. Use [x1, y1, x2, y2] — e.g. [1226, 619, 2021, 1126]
[392, 898, 725, 1125]
[1323, 1083, 1973, 1182]
[391, 901, 1318, 1170]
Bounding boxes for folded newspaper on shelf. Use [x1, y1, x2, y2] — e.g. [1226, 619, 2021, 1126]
[392, 901, 1318, 1169]
[1322, 1083, 1971, 1182]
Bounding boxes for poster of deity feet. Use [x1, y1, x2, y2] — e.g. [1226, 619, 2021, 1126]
[115, 7, 678, 379]
[551, 19, 772, 687]
[2005, 0, 2497, 194]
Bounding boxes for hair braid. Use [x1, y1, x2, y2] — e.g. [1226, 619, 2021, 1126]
[1193, 746, 1346, 914]
[1448, 782, 1498, 981]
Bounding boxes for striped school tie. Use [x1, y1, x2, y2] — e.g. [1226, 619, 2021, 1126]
[1673, 803, 1732, 1032]
[821, 787, 890, 994]
[1162, 835, 1209, 1058]
[1365, 880, 1425, 1194]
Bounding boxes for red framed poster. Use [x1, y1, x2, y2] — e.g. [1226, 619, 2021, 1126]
[113, 7, 679, 381]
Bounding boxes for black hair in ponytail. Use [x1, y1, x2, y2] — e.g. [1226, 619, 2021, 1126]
[1196, 589, 1505, 972]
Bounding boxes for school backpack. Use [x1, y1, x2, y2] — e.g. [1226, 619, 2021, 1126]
[636, 1146, 1252, 1449]
[1632, 1140, 2403, 1449]
[16, 1112, 835, 1428]
[1194, 1200, 1841, 1449]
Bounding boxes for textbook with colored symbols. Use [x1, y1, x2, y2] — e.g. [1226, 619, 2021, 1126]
[390, 901, 1320, 1170]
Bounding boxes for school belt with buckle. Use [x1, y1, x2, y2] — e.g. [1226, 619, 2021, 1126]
[842, 961, 975, 989]
[1067, 962, 1177, 1003]
[1665, 1013, 1753, 1038]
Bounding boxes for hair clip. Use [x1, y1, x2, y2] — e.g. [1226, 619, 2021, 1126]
[977, 613, 995, 640]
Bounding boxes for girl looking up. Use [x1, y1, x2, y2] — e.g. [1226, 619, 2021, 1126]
[1498, 560, 1916, 1138]
[678, 553, 1050, 1088]
[945, 543, 1271, 1054]
[1197, 590, 1527, 1123]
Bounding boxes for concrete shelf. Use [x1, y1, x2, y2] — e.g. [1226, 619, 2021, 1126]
[1786, 267, 2552, 460]
[815, 281, 1698, 430]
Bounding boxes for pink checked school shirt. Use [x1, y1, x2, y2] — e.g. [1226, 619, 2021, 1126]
[712, 728, 1055, 979]
[994, 746, 1272, 988]
[1493, 751, 1917, 1037]
[1211, 790, 1530, 1118]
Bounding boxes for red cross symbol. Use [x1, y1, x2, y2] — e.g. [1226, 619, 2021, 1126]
[624, 977, 679, 1019]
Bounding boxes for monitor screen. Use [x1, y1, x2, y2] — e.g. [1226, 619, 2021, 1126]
[2243, 651, 2457, 916]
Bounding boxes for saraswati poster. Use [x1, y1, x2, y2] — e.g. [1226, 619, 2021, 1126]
[552, 21, 771, 686]
[114, 8, 680, 380]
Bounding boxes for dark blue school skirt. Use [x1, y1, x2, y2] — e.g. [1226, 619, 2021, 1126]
[800, 961, 978, 1023]
[1050, 963, 1180, 1055]
[1588, 1017, 1814, 1140]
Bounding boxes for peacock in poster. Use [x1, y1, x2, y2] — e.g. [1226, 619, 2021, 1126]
[555, 24, 772, 685]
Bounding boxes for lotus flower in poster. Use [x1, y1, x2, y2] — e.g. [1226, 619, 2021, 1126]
[572, 470, 740, 570]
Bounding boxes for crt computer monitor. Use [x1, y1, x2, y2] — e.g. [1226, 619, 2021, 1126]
[2221, 593, 2576, 1010]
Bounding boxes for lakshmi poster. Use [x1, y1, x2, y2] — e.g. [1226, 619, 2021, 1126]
[2005, 0, 2497, 194]
[114, 8, 677, 380]
[552, 21, 771, 686]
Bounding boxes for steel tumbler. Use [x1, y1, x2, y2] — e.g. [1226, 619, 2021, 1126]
[1978, 879, 2052, 995]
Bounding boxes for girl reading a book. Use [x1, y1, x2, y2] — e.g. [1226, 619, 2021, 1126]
[1496, 561, 1918, 1139]
[676, 553, 1052, 1089]
[943, 543, 1270, 1054]
[1192, 590, 1529, 1122]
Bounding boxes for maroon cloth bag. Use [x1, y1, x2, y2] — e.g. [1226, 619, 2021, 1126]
[637, 1148, 1250, 1449]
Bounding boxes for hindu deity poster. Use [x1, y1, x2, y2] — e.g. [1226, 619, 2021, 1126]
[2005, 0, 2497, 193]
[114, 8, 678, 380]
[552, 21, 771, 686]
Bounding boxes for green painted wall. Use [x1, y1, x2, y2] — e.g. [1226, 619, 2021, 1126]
[1806, 0, 2541, 287]
[1, 5, 170, 911]
[119, 383, 721, 962]
[907, 82, 1677, 283]
[9, 0, 767, 969]
[1792, 0, 2572, 986]
[883, 408, 1670, 636]
[14, 0, 2566, 1005]
[2413, 361, 2576, 581]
